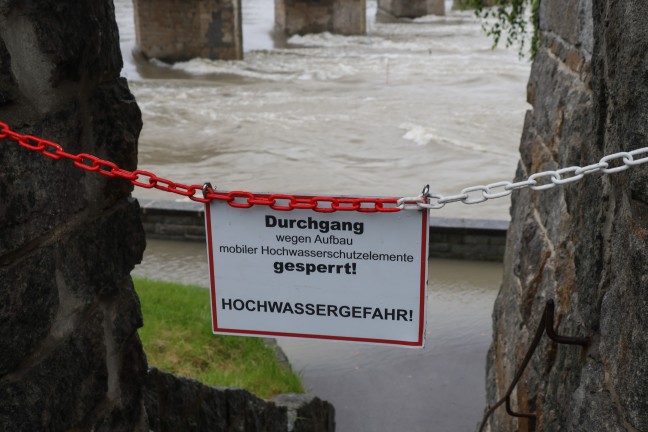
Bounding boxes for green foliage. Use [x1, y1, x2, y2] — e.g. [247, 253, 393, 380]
[134, 277, 304, 398]
[464, 0, 540, 60]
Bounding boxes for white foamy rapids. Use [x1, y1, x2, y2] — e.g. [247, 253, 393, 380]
[399, 122, 497, 154]
[166, 53, 358, 82]
[400, 123, 438, 146]
[288, 32, 442, 53]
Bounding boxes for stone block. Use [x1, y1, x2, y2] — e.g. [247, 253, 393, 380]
[0, 245, 59, 376]
[275, 0, 366, 36]
[273, 393, 336, 432]
[92, 336, 149, 432]
[464, 234, 489, 245]
[133, 0, 243, 62]
[184, 225, 207, 238]
[453, 0, 499, 10]
[162, 215, 204, 226]
[427, 0, 445, 16]
[452, 243, 504, 261]
[0, 309, 108, 430]
[378, 0, 444, 17]
[142, 214, 165, 224]
[538, 0, 581, 45]
[428, 242, 451, 253]
[154, 223, 188, 238]
[145, 368, 335, 431]
[142, 222, 157, 235]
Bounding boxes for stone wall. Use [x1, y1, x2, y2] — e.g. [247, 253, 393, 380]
[484, 0, 648, 431]
[275, 0, 366, 36]
[133, 0, 242, 62]
[0, 1, 148, 429]
[146, 368, 335, 432]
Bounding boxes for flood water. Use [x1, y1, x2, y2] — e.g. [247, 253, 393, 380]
[116, 1, 525, 430]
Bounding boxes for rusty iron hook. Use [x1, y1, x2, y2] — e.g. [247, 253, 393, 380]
[478, 299, 590, 432]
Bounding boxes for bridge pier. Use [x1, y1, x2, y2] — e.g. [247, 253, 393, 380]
[275, 0, 366, 36]
[377, 0, 445, 18]
[132, 0, 243, 63]
[453, 0, 499, 9]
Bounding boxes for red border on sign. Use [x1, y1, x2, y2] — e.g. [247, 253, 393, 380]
[205, 200, 428, 347]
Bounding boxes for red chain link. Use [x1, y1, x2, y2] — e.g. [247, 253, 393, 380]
[0, 121, 402, 212]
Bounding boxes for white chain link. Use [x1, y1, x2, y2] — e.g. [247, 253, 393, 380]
[397, 148, 648, 210]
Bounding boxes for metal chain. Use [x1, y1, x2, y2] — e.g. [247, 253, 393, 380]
[396, 148, 648, 210]
[2, 121, 647, 213]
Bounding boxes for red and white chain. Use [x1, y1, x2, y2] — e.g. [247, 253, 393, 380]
[2, 121, 647, 213]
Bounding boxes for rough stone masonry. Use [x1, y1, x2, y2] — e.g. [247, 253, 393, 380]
[0, 1, 333, 431]
[484, 0, 648, 431]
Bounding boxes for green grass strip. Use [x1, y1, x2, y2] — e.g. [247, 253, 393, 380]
[134, 277, 304, 398]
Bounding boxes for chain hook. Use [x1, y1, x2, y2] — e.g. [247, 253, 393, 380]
[421, 184, 430, 198]
[202, 182, 215, 199]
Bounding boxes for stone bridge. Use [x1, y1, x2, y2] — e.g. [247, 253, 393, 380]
[132, 0, 446, 62]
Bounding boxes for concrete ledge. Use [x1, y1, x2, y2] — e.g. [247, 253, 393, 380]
[427, 217, 508, 262]
[138, 199, 509, 262]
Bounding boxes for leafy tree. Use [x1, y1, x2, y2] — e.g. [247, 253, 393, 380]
[463, 0, 541, 59]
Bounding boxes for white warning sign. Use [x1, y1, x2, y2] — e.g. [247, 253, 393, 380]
[205, 195, 429, 347]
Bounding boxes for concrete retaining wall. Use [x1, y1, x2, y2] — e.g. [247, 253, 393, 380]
[139, 199, 508, 262]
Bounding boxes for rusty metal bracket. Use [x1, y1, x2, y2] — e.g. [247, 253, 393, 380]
[478, 300, 590, 432]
